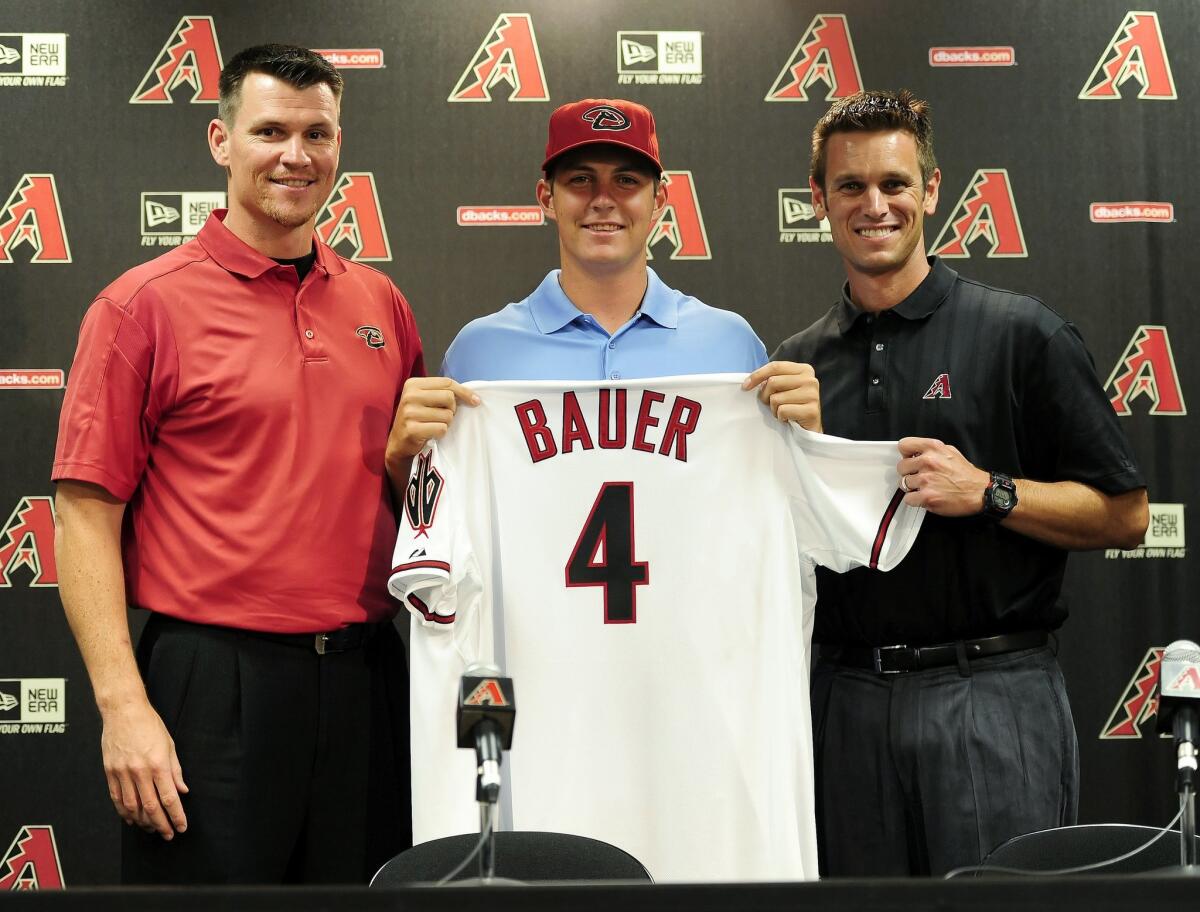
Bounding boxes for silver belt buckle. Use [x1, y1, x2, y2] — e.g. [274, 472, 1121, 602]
[873, 644, 909, 674]
[314, 633, 330, 655]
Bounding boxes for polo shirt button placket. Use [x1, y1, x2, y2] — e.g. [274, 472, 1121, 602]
[866, 329, 888, 410]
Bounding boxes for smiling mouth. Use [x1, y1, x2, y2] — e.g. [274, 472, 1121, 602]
[270, 177, 315, 189]
[584, 223, 623, 233]
[857, 227, 898, 238]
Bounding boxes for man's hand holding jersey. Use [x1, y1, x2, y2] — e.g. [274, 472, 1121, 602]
[743, 361, 823, 433]
[385, 377, 480, 489]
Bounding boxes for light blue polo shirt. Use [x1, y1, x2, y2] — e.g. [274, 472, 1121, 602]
[442, 268, 768, 381]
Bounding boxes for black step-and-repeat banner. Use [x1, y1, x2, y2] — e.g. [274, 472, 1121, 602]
[1, 0, 1195, 888]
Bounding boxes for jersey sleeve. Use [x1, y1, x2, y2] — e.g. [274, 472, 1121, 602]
[784, 425, 925, 572]
[387, 443, 481, 629]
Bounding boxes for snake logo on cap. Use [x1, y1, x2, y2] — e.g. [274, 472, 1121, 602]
[581, 105, 631, 131]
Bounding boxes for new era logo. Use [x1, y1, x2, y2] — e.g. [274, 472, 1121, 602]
[778, 189, 826, 230]
[140, 192, 224, 236]
[621, 38, 655, 67]
[0, 34, 67, 76]
[144, 200, 179, 228]
[616, 31, 702, 76]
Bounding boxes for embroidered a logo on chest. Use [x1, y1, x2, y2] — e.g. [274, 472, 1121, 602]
[922, 373, 952, 399]
[356, 325, 385, 349]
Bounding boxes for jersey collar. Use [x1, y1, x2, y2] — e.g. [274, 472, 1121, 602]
[529, 267, 679, 334]
[197, 210, 347, 280]
[836, 256, 958, 333]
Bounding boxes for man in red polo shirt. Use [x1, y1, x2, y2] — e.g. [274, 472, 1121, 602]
[52, 45, 422, 884]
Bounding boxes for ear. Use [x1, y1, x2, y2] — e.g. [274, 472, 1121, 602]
[536, 178, 556, 222]
[208, 118, 230, 167]
[809, 176, 827, 218]
[922, 167, 941, 216]
[651, 177, 668, 221]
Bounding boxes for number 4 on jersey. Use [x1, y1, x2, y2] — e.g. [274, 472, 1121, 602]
[566, 482, 649, 623]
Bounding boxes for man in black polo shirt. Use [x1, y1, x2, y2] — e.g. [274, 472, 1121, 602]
[775, 90, 1149, 877]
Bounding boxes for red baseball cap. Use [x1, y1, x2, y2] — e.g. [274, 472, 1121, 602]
[542, 98, 663, 174]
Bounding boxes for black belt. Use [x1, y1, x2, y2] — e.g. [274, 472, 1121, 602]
[241, 622, 383, 655]
[828, 630, 1048, 674]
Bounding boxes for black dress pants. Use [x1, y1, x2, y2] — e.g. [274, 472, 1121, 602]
[811, 644, 1079, 877]
[122, 614, 411, 884]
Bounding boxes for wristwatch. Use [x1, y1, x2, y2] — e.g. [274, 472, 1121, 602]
[981, 471, 1018, 521]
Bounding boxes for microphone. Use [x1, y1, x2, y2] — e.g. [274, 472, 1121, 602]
[457, 664, 516, 804]
[1156, 639, 1200, 791]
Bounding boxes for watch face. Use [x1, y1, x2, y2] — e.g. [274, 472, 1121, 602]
[993, 488, 1013, 510]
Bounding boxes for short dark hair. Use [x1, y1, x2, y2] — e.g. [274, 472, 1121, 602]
[218, 44, 344, 125]
[810, 89, 937, 191]
[544, 146, 661, 189]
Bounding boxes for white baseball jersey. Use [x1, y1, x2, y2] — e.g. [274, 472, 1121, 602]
[389, 375, 923, 882]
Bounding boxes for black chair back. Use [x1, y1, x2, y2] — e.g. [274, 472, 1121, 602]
[980, 823, 1200, 875]
[370, 831, 653, 885]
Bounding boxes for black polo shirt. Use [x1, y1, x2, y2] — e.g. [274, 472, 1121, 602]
[774, 257, 1144, 646]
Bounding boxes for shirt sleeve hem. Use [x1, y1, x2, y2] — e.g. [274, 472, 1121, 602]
[50, 463, 135, 501]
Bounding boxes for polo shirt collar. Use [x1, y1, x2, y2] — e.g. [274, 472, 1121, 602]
[197, 209, 346, 279]
[836, 256, 958, 333]
[528, 267, 679, 334]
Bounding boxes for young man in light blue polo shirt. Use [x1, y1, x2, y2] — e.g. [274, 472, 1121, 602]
[386, 97, 819, 476]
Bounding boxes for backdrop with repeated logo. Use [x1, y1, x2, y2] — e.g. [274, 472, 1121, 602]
[0, 0, 1195, 886]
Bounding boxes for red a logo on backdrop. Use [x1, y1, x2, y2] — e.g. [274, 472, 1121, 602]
[1105, 325, 1187, 416]
[0, 497, 58, 588]
[0, 175, 71, 264]
[0, 826, 64, 890]
[1100, 647, 1163, 739]
[1080, 11, 1176, 101]
[764, 14, 863, 102]
[930, 169, 1027, 259]
[448, 13, 549, 102]
[646, 171, 711, 261]
[315, 173, 393, 262]
[130, 16, 223, 104]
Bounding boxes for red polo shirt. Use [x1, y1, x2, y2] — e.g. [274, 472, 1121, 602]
[53, 211, 425, 632]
